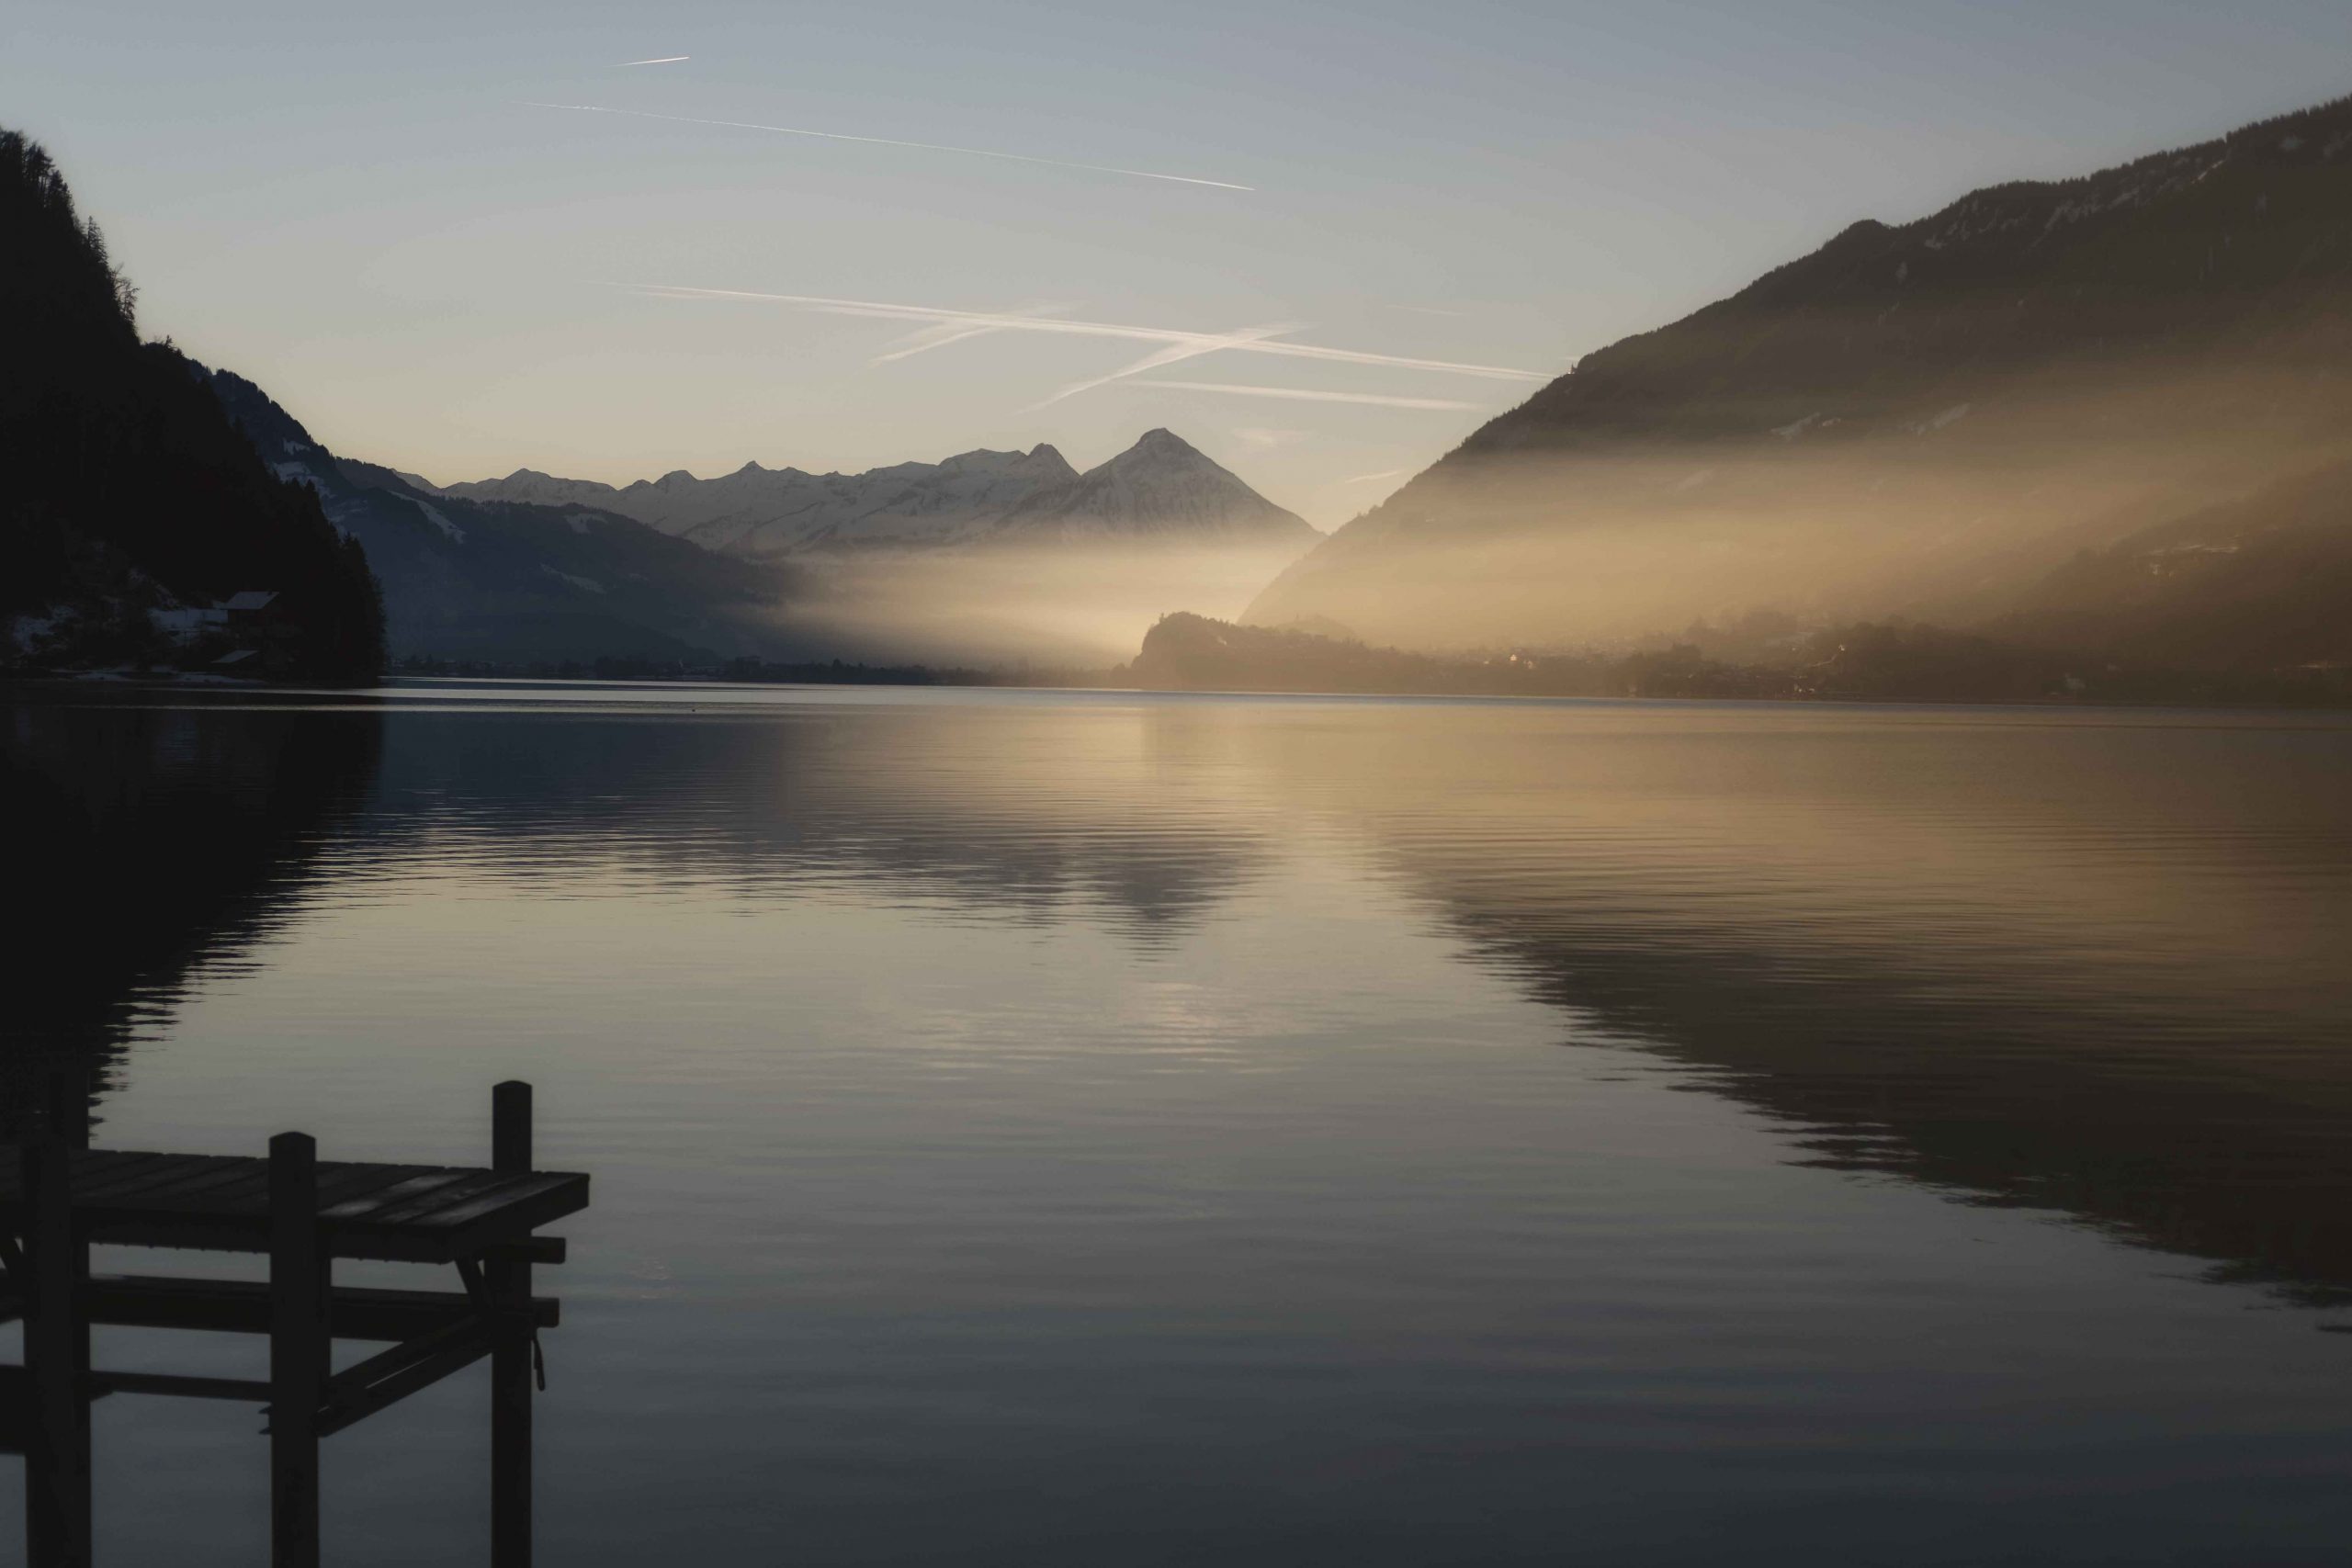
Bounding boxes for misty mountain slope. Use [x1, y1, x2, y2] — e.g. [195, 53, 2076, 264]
[446, 429, 1313, 560]
[1249, 94, 2352, 663]
[1994, 460, 2352, 671]
[207, 370, 808, 662]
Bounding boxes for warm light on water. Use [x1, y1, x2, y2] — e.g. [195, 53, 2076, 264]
[9, 681, 2352, 1564]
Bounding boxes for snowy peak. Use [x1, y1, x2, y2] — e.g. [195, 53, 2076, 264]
[1126, 427, 1196, 460]
[442, 468, 621, 510]
[993, 430, 1315, 546]
[437, 432, 1307, 558]
[1023, 444, 1075, 479]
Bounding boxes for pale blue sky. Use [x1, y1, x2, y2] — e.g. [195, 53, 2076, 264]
[6, 1, 2346, 522]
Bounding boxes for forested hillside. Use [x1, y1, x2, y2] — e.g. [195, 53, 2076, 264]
[0, 130, 384, 681]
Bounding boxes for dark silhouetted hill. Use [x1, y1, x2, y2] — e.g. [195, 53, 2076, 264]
[0, 130, 384, 681]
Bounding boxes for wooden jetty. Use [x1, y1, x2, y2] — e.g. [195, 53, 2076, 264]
[0, 1077, 589, 1567]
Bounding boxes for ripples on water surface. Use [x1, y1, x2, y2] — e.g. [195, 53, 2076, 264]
[7, 680, 2352, 1564]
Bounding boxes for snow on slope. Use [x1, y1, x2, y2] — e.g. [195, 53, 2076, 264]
[443, 432, 1314, 559]
[992, 428, 1313, 545]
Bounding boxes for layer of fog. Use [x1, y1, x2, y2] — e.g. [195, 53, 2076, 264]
[772, 539, 1318, 670]
[1244, 357, 2352, 657]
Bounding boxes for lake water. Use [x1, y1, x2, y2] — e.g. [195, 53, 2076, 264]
[8, 681, 2352, 1565]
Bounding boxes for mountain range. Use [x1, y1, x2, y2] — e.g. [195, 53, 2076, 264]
[1248, 93, 2352, 673]
[437, 429, 1316, 559]
[20, 88, 2352, 687]
[204, 371, 818, 664]
[206, 380, 1313, 664]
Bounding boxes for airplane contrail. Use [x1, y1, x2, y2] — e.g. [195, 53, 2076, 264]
[1136, 381, 1478, 410]
[617, 56, 689, 66]
[871, 303, 1074, 364]
[523, 102, 1254, 190]
[622, 285, 1551, 381]
[1342, 468, 1412, 482]
[1030, 324, 1301, 409]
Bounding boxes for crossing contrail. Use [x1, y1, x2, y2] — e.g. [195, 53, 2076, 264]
[621, 285, 1550, 381]
[523, 102, 1254, 190]
[1136, 381, 1478, 410]
[1031, 325, 1302, 409]
[871, 303, 1074, 364]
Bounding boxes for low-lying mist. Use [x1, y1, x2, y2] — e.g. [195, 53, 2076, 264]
[1248, 355, 2352, 669]
[773, 538, 1319, 671]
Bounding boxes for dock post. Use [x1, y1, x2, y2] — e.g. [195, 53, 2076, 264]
[490, 1080, 534, 1567]
[23, 1098, 92, 1568]
[270, 1132, 327, 1568]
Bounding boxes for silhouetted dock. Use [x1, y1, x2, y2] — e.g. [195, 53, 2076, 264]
[1, 1077, 588, 1567]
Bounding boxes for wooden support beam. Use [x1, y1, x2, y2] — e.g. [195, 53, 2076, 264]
[74, 1273, 559, 1339]
[24, 1121, 92, 1567]
[0, 1363, 104, 1455]
[325, 1314, 489, 1408]
[0, 1363, 60, 1455]
[270, 1132, 327, 1568]
[491, 1079, 536, 1568]
[316, 1325, 494, 1439]
[91, 1371, 271, 1402]
[489, 1235, 567, 1267]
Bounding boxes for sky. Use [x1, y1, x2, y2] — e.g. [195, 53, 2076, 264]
[5, 1, 2348, 525]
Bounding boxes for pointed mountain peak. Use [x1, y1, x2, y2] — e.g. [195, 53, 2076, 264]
[1023, 443, 1080, 479]
[1091, 428, 1220, 479]
[1129, 427, 1201, 458]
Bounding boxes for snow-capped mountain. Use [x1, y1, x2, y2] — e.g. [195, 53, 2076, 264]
[992, 428, 1313, 546]
[203, 367, 811, 663]
[442, 430, 1316, 560]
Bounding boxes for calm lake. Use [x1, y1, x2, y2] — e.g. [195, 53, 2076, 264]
[9, 680, 2352, 1565]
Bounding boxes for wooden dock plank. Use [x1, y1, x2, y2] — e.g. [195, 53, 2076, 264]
[431, 1178, 590, 1260]
[0, 1145, 590, 1263]
[66, 1153, 207, 1201]
[411, 1175, 580, 1233]
[82, 1274, 560, 1338]
[359, 1171, 524, 1228]
[301, 1162, 441, 1215]
[317, 1168, 483, 1223]
[127, 1163, 277, 1213]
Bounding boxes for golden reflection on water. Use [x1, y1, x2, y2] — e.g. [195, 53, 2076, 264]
[9, 682, 2352, 1566]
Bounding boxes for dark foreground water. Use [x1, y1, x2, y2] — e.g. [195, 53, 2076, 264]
[7, 680, 2352, 1565]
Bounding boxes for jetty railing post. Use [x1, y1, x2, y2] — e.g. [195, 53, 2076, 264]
[269, 1132, 327, 1568]
[490, 1080, 534, 1567]
[23, 1100, 93, 1568]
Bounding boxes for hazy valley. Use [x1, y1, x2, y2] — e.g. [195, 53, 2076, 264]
[12, 96, 2352, 694]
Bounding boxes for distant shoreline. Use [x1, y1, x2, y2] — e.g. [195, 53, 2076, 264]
[12, 668, 2350, 716]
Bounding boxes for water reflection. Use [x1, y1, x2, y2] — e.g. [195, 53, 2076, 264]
[14, 685, 2352, 1303]
[10, 682, 2352, 1563]
[350, 692, 1273, 940]
[1212, 704, 2352, 1303]
[1, 691, 381, 1134]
